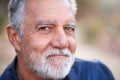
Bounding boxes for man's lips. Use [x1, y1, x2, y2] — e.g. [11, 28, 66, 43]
[47, 54, 69, 59]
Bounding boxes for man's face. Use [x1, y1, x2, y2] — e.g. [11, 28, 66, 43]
[21, 0, 77, 79]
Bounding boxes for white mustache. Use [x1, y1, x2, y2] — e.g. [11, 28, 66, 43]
[42, 48, 72, 58]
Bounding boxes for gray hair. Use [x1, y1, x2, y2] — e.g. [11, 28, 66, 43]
[68, 0, 77, 14]
[8, 0, 25, 35]
[8, 0, 77, 35]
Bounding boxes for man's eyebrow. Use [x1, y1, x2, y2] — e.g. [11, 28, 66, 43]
[35, 20, 77, 27]
[65, 21, 77, 27]
[35, 20, 56, 26]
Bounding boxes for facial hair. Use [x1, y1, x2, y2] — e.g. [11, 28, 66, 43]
[21, 40, 75, 79]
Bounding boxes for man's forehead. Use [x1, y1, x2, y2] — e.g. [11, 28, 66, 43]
[24, 0, 74, 19]
[25, 0, 70, 9]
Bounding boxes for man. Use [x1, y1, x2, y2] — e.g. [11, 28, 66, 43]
[0, 0, 114, 80]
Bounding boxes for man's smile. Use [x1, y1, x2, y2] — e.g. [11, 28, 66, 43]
[47, 54, 69, 59]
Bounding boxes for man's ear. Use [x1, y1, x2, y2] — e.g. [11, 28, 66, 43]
[7, 24, 22, 52]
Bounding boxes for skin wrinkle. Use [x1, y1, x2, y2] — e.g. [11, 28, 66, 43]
[8, 0, 77, 35]
[23, 0, 77, 36]
[8, 0, 77, 80]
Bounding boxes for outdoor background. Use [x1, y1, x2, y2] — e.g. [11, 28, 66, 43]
[0, 0, 120, 80]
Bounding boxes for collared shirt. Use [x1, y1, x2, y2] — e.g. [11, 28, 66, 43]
[0, 57, 114, 80]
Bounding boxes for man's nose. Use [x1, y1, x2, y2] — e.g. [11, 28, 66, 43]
[50, 27, 69, 49]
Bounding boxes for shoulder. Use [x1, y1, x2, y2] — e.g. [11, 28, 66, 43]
[73, 58, 107, 69]
[66, 58, 115, 80]
[0, 57, 18, 80]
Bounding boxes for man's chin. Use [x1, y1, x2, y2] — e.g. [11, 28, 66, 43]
[34, 58, 72, 79]
[24, 57, 74, 79]
[36, 64, 70, 79]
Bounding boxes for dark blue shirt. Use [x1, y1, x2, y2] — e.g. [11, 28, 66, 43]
[0, 57, 114, 80]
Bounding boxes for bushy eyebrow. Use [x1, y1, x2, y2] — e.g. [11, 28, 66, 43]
[35, 20, 56, 27]
[65, 21, 77, 27]
[35, 20, 77, 28]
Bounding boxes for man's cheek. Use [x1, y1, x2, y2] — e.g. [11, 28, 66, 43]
[29, 40, 47, 53]
[69, 38, 76, 53]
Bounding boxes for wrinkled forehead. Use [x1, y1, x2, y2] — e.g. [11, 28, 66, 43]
[24, 0, 72, 14]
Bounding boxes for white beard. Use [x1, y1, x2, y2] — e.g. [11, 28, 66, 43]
[22, 47, 75, 79]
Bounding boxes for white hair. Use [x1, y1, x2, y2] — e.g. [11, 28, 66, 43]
[8, 0, 25, 35]
[8, 0, 77, 35]
[68, 0, 77, 14]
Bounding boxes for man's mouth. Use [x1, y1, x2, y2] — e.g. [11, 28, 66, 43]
[47, 54, 69, 59]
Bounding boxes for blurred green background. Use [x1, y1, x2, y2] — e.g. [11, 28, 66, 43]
[0, 0, 120, 80]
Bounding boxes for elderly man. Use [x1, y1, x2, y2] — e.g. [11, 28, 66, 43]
[0, 0, 114, 80]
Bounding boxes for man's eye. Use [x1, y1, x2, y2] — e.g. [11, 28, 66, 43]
[64, 27, 75, 33]
[38, 26, 49, 31]
[37, 25, 53, 33]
